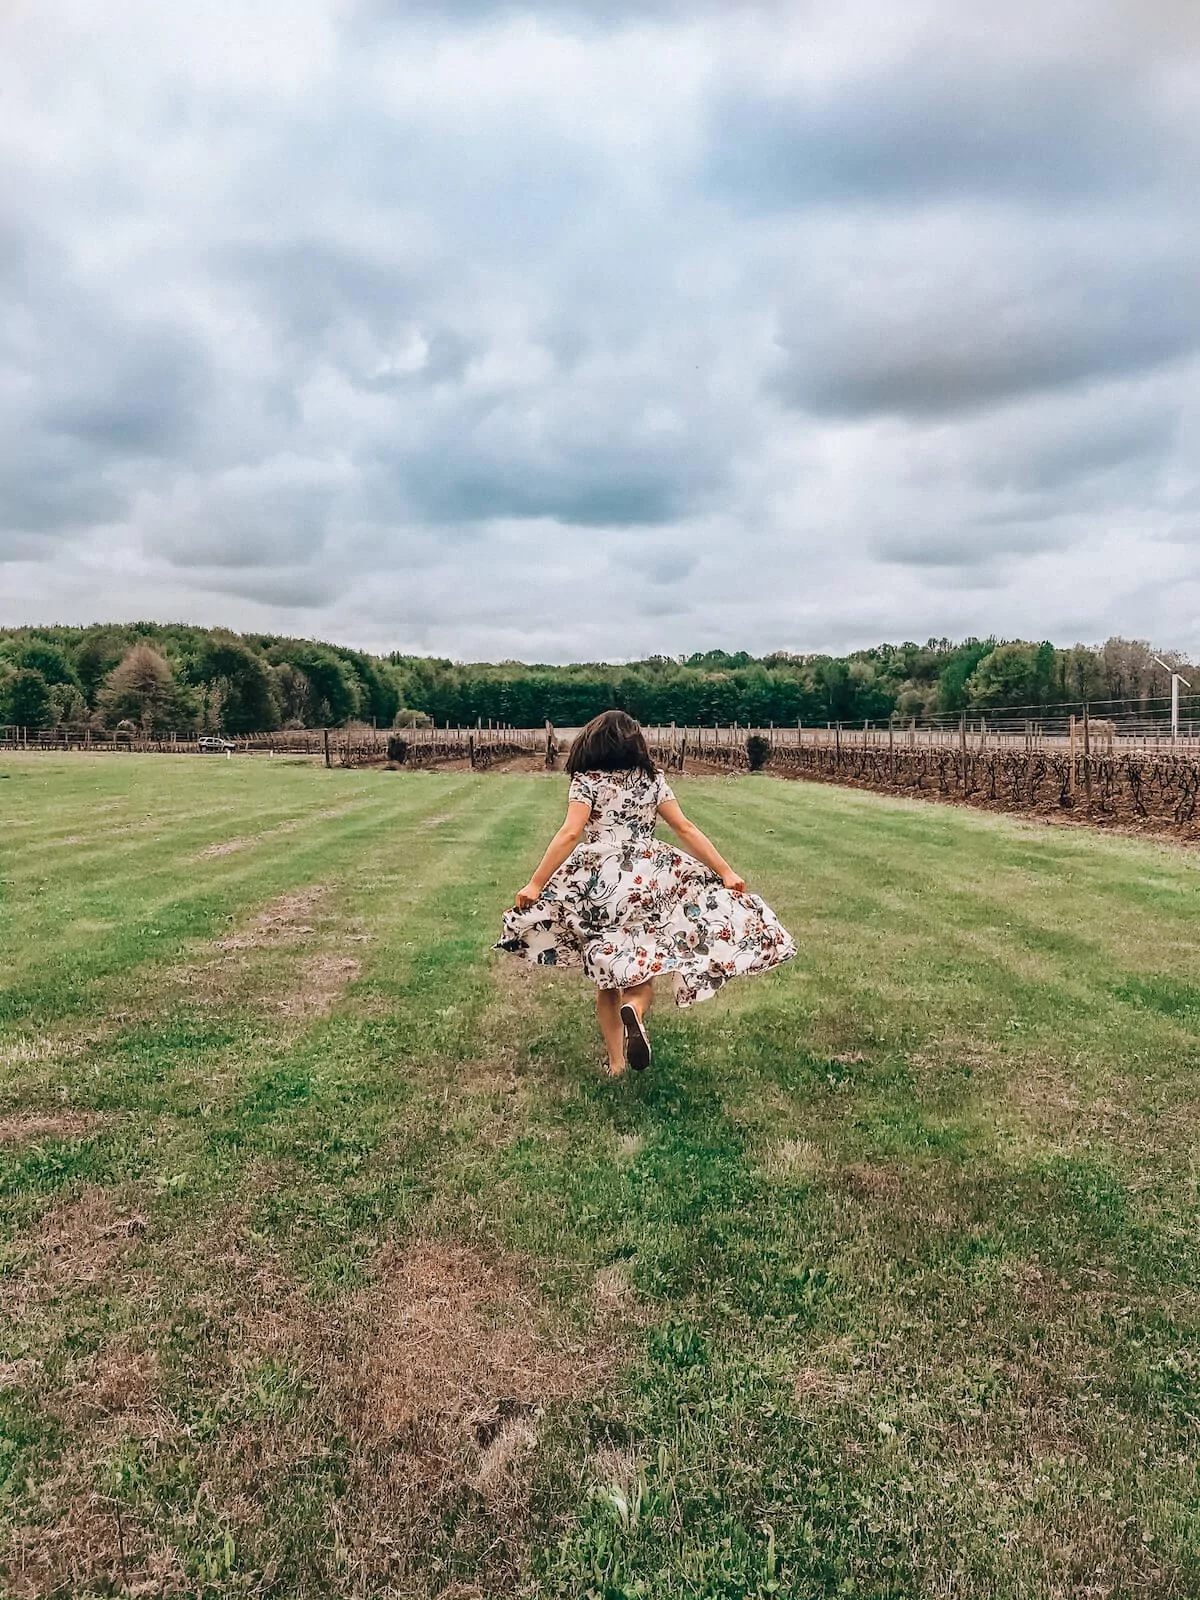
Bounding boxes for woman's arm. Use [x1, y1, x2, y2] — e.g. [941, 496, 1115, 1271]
[656, 797, 746, 892]
[513, 799, 592, 907]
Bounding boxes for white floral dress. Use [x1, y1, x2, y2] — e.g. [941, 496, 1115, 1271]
[496, 768, 796, 1006]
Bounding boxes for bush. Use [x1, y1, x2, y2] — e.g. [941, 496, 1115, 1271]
[746, 734, 771, 771]
[386, 735, 408, 764]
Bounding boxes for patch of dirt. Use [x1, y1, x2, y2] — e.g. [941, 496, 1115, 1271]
[838, 1162, 905, 1201]
[775, 763, 1200, 849]
[3, 1495, 188, 1600]
[1, 1185, 149, 1328]
[358, 1239, 605, 1432]
[0, 1111, 106, 1145]
[56, 1341, 164, 1427]
[195, 836, 251, 859]
[275, 954, 362, 1017]
[485, 753, 559, 774]
[211, 886, 328, 951]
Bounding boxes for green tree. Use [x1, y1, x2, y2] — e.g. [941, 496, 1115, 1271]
[193, 635, 281, 734]
[274, 662, 313, 726]
[274, 647, 361, 725]
[10, 642, 81, 690]
[72, 628, 133, 704]
[936, 639, 995, 713]
[0, 668, 54, 729]
[965, 643, 1042, 711]
[48, 682, 89, 725]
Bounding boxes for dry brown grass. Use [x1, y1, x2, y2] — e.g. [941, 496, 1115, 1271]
[275, 954, 363, 1018]
[187, 801, 374, 864]
[1, 1204, 628, 1599]
[167, 1212, 624, 1574]
[195, 836, 251, 858]
[359, 1238, 605, 1430]
[838, 1162, 905, 1201]
[210, 886, 329, 951]
[0, 1110, 107, 1144]
[3, 1495, 190, 1600]
[162, 884, 366, 1025]
[223, 1232, 622, 1589]
[19, 1184, 148, 1295]
[0, 1030, 107, 1073]
[763, 1136, 826, 1181]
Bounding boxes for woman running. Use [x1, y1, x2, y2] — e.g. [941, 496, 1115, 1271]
[496, 710, 796, 1077]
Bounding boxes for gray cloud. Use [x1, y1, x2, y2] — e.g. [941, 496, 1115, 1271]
[1, 1, 1198, 658]
[770, 221, 1200, 419]
[704, 55, 1191, 210]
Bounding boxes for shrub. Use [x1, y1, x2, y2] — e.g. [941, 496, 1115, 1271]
[746, 734, 771, 771]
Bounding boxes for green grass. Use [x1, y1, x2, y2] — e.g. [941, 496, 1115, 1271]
[2, 754, 1200, 1598]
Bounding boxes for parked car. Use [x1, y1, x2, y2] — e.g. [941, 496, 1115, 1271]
[197, 736, 236, 753]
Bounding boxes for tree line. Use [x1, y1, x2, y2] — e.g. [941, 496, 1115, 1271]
[0, 623, 1192, 735]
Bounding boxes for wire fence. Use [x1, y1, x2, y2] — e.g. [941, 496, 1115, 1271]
[5, 713, 1200, 830]
[5, 710, 1200, 757]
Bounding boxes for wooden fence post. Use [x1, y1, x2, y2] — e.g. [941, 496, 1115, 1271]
[1068, 715, 1076, 796]
[323, 729, 331, 769]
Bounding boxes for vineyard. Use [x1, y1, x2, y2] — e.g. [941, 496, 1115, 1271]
[768, 741, 1200, 833]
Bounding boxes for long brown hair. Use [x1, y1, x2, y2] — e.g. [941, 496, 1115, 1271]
[566, 710, 656, 779]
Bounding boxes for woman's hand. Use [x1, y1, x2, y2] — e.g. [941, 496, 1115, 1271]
[721, 868, 747, 894]
[514, 881, 542, 909]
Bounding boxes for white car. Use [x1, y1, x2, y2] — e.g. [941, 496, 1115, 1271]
[197, 736, 236, 753]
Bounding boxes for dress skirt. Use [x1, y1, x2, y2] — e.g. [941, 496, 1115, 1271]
[496, 834, 796, 1007]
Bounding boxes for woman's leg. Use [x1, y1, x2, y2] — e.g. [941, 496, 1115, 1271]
[596, 986, 626, 1075]
[620, 978, 654, 1019]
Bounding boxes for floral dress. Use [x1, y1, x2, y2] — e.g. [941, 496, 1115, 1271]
[496, 768, 796, 1006]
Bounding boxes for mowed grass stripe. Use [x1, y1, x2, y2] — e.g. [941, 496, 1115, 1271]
[693, 777, 1200, 1060]
[0, 776, 546, 1247]
[0, 765, 486, 1029]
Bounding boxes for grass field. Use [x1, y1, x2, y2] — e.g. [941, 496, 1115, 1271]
[2, 755, 1200, 1599]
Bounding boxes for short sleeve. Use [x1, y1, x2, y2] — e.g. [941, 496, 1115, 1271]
[656, 771, 676, 807]
[568, 772, 596, 810]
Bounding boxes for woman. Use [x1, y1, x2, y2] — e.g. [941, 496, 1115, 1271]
[496, 710, 796, 1077]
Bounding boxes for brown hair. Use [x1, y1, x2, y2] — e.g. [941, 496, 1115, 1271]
[565, 710, 656, 779]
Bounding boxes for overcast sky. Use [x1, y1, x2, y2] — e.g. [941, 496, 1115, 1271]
[2, 0, 1198, 662]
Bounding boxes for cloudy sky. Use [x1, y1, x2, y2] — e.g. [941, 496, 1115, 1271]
[2, 0, 1198, 662]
